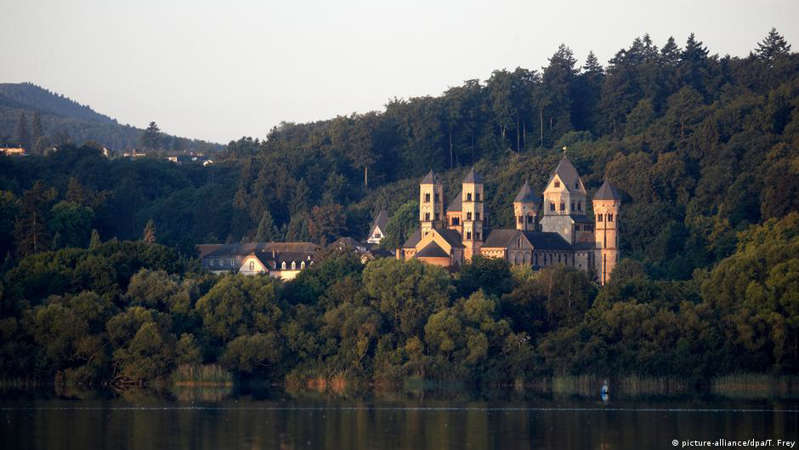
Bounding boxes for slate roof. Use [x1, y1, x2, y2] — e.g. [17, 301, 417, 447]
[594, 180, 622, 201]
[447, 189, 463, 212]
[371, 210, 389, 231]
[548, 156, 583, 192]
[463, 167, 482, 183]
[514, 181, 537, 203]
[415, 242, 449, 258]
[437, 228, 465, 248]
[522, 231, 573, 250]
[199, 242, 319, 258]
[483, 229, 574, 251]
[571, 214, 594, 224]
[251, 250, 316, 269]
[402, 229, 422, 248]
[421, 170, 438, 184]
[483, 229, 522, 248]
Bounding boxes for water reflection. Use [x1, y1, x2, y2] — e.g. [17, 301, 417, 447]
[2, 388, 798, 450]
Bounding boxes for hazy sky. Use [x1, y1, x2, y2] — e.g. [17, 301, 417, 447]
[2, 0, 798, 144]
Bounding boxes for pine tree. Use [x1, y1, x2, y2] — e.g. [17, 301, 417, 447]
[143, 219, 156, 243]
[254, 210, 278, 242]
[755, 28, 791, 63]
[31, 112, 44, 149]
[89, 229, 101, 249]
[13, 181, 56, 255]
[140, 121, 162, 150]
[15, 113, 31, 152]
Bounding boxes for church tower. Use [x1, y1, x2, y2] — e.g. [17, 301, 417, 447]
[419, 170, 444, 236]
[513, 181, 537, 231]
[461, 167, 484, 261]
[593, 180, 621, 285]
[539, 154, 587, 244]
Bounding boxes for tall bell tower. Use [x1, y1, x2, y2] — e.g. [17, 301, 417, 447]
[593, 180, 621, 285]
[513, 181, 537, 231]
[419, 170, 444, 236]
[461, 167, 484, 261]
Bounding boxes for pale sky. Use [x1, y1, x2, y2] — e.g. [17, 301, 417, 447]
[2, 0, 798, 144]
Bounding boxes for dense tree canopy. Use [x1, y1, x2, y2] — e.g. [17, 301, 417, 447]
[0, 30, 797, 388]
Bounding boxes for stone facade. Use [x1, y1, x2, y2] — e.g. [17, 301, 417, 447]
[396, 156, 622, 284]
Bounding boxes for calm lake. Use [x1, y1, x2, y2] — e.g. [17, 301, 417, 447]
[2, 388, 798, 449]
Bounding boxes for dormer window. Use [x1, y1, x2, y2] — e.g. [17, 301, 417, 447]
[554, 181, 560, 188]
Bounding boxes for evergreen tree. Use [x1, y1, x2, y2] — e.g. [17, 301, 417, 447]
[15, 113, 31, 151]
[254, 210, 278, 242]
[140, 121, 162, 150]
[31, 112, 44, 147]
[13, 181, 56, 255]
[541, 44, 578, 143]
[143, 219, 157, 243]
[755, 27, 791, 63]
[89, 229, 101, 249]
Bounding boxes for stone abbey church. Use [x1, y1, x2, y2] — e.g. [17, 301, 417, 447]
[396, 156, 622, 285]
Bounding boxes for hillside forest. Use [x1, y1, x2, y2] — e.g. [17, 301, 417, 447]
[0, 30, 797, 388]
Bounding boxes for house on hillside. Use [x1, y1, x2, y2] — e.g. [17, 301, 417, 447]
[366, 210, 389, 245]
[0, 147, 26, 156]
[396, 156, 622, 285]
[197, 241, 319, 281]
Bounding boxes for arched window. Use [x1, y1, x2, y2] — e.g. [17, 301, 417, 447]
[249, 261, 254, 271]
[281, 261, 286, 270]
[301, 261, 305, 269]
[291, 261, 296, 270]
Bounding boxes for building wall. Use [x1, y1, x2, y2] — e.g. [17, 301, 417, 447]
[420, 182, 444, 235]
[416, 256, 451, 267]
[539, 215, 575, 244]
[593, 199, 620, 285]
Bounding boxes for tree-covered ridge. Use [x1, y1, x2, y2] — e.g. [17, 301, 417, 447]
[0, 83, 222, 153]
[0, 29, 797, 387]
[0, 213, 796, 386]
[0, 83, 115, 124]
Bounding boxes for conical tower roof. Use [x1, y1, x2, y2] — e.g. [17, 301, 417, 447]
[463, 167, 482, 183]
[421, 170, 437, 184]
[514, 181, 537, 203]
[593, 180, 621, 201]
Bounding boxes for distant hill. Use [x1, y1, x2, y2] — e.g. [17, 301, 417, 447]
[0, 82, 221, 153]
